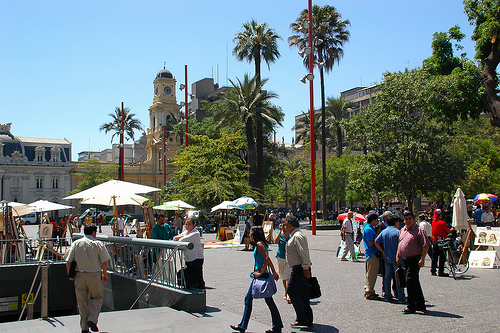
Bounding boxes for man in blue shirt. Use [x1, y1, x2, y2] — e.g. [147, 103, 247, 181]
[472, 205, 485, 226]
[363, 212, 380, 300]
[375, 215, 406, 303]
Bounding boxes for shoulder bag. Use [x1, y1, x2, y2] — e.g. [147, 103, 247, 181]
[395, 264, 407, 288]
[251, 272, 277, 299]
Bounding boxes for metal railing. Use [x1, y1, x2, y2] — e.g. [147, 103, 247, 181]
[0, 237, 71, 265]
[72, 234, 193, 290]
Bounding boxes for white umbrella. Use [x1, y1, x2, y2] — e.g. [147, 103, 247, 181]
[229, 196, 258, 210]
[64, 180, 160, 200]
[211, 200, 234, 212]
[162, 200, 195, 209]
[452, 188, 469, 229]
[29, 200, 73, 212]
[0, 201, 36, 216]
[80, 194, 149, 207]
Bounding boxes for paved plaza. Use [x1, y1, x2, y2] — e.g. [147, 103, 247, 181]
[3, 222, 500, 332]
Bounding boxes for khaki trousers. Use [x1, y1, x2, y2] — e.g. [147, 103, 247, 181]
[74, 271, 103, 331]
[364, 256, 379, 296]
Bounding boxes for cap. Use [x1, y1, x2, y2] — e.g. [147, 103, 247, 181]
[432, 209, 442, 218]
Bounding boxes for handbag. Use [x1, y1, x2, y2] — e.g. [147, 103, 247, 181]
[395, 265, 407, 288]
[251, 272, 277, 299]
[309, 276, 321, 299]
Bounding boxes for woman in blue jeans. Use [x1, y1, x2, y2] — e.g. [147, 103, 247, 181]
[230, 226, 283, 333]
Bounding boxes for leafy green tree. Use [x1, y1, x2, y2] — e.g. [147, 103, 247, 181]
[464, 0, 500, 126]
[170, 132, 257, 211]
[325, 96, 354, 157]
[234, 19, 282, 197]
[213, 74, 281, 197]
[73, 158, 118, 193]
[289, 4, 350, 217]
[423, 25, 465, 75]
[99, 106, 144, 143]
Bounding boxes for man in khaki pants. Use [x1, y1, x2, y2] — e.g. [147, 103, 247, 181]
[66, 224, 110, 333]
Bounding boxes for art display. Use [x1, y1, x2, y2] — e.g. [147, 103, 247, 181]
[469, 251, 496, 269]
[474, 227, 500, 247]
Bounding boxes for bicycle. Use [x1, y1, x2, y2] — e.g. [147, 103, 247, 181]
[439, 234, 469, 279]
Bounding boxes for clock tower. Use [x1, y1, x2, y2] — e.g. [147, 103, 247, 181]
[145, 67, 182, 175]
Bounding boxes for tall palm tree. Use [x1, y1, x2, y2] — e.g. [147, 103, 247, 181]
[99, 106, 143, 143]
[289, 4, 350, 216]
[234, 19, 282, 196]
[325, 96, 354, 157]
[292, 110, 321, 146]
[213, 74, 280, 193]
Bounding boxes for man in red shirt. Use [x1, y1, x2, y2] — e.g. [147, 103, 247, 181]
[431, 209, 454, 277]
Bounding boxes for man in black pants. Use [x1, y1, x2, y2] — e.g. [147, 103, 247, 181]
[396, 211, 430, 314]
[284, 216, 313, 327]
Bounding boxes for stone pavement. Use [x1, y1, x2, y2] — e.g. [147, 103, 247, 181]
[7, 222, 500, 332]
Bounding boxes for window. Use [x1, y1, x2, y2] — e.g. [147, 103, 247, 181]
[52, 178, 59, 189]
[36, 178, 43, 189]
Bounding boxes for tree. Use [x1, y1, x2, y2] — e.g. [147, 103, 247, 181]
[234, 19, 282, 197]
[464, 0, 500, 126]
[213, 74, 281, 197]
[325, 96, 354, 157]
[289, 4, 350, 217]
[99, 106, 144, 143]
[170, 132, 257, 211]
[73, 158, 118, 193]
[292, 110, 321, 146]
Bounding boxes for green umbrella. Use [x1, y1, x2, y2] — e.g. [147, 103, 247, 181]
[153, 203, 180, 211]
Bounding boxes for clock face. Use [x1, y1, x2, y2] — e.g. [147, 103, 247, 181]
[163, 86, 172, 95]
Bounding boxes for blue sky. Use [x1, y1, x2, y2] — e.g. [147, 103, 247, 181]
[1, 0, 476, 160]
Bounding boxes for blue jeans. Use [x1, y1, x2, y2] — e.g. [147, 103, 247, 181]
[384, 258, 405, 302]
[237, 280, 283, 330]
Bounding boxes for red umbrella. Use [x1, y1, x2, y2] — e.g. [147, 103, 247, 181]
[337, 212, 366, 222]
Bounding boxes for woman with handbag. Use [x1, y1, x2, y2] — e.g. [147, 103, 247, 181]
[230, 226, 283, 333]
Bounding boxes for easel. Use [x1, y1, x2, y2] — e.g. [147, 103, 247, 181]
[231, 221, 245, 250]
[142, 206, 154, 239]
[473, 225, 500, 268]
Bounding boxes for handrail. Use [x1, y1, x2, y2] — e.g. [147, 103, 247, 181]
[72, 233, 194, 250]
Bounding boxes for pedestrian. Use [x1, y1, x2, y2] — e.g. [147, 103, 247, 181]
[230, 226, 282, 333]
[363, 212, 381, 300]
[340, 210, 359, 262]
[472, 205, 485, 226]
[482, 206, 495, 226]
[65, 224, 110, 332]
[152, 214, 173, 240]
[274, 219, 291, 302]
[431, 209, 454, 277]
[117, 215, 126, 237]
[96, 213, 103, 233]
[396, 211, 430, 314]
[284, 215, 313, 328]
[174, 218, 205, 289]
[418, 213, 433, 260]
[173, 213, 183, 235]
[375, 215, 406, 303]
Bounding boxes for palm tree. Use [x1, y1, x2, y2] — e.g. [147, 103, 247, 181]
[292, 110, 321, 146]
[234, 19, 282, 196]
[99, 106, 143, 143]
[213, 74, 280, 193]
[289, 4, 350, 216]
[325, 96, 355, 157]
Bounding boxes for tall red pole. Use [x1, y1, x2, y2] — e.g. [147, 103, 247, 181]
[184, 65, 188, 148]
[120, 101, 125, 215]
[308, 0, 316, 235]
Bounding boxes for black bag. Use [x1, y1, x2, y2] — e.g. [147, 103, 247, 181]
[309, 276, 321, 299]
[68, 261, 77, 279]
[395, 265, 407, 288]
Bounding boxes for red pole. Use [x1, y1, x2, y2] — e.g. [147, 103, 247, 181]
[184, 65, 188, 148]
[121, 101, 125, 215]
[163, 125, 167, 186]
[308, 0, 316, 235]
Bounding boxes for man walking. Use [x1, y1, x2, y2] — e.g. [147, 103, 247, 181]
[431, 209, 454, 277]
[363, 212, 380, 300]
[340, 210, 359, 262]
[66, 224, 110, 333]
[397, 211, 430, 314]
[284, 215, 313, 328]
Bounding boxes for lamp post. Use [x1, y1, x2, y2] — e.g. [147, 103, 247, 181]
[119, 101, 125, 182]
[307, 0, 316, 235]
[184, 65, 188, 148]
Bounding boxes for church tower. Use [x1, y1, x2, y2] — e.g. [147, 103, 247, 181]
[145, 67, 182, 181]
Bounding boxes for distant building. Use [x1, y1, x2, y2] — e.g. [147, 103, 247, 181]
[189, 77, 231, 122]
[0, 122, 73, 216]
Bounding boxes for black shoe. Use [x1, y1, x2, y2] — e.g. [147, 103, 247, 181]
[265, 329, 282, 333]
[438, 272, 449, 277]
[431, 272, 437, 276]
[416, 306, 427, 312]
[82, 331, 89, 333]
[87, 321, 98, 332]
[291, 321, 313, 327]
[402, 307, 416, 314]
[230, 324, 245, 332]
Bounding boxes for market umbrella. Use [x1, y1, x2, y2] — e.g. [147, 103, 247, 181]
[211, 200, 234, 212]
[473, 193, 498, 204]
[0, 201, 36, 217]
[153, 203, 180, 211]
[80, 194, 149, 207]
[337, 212, 366, 222]
[29, 200, 73, 212]
[229, 196, 258, 210]
[451, 188, 469, 230]
[162, 200, 195, 210]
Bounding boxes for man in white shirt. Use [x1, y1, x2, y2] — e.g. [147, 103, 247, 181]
[482, 207, 495, 226]
[418, 213, 433, 259]
[174, 218, 205, 289]
[340, 210, 359, 261]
